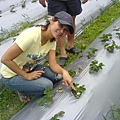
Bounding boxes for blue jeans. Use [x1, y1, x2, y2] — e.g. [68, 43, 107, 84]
[2, 65, 62, 95]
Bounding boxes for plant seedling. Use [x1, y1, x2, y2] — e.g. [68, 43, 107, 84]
[113, 26, 120, 31]
[105, 43, 115, 53]
[71, 83, 86, 99]
[31, 0, 37, 3]
[86, 48, 98, 59]
[89, 60, 105, 74]
[37, 87, 54, 106]
[10, 5, 17, 13]
[100, 33, 112, 42]
[13, 38, 16, 41]
[68, 69, 76, 77]
[21, 0, 26, 8]
[0, 10, 2, 14]
[44, 14, 50, 23]
[116, 32, 120, 39]
[50, 111, 65, 120]
[104, 41, 120, 53]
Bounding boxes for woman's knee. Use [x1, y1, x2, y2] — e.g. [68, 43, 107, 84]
[39, 77, 53, 89]
[43, 79, 53, 89]
[16, 78, 53, 95]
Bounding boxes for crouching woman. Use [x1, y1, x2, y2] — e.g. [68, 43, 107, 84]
[1, 11, 76, 102]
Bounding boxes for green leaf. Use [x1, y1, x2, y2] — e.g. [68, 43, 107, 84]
[44, 87, 53, 94]
[102, 115, 107, 120]
[38, 98, 45, 106]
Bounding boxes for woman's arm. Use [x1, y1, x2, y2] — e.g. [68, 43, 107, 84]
[1, 43, 44, 80]
[48, 50, 76, 90]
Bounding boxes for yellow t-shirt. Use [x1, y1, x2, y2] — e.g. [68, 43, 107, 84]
[1, 26, 56, 78]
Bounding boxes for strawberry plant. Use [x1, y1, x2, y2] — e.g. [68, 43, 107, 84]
[113, 26, 120, 31]
[10, 5, 16, 13]
[21, 0, 26, 8]
[86, 48, 98, 59]
[50, 111, 65, 120]
[104, 43, 115, 53]
[104, 41, 120, 53]
[89, 60, 104, 74]
[68, 69, 76, 77]
[31, 0, 37, 3]
[100, 33, 112, 42]
[44, 14, 50, 23]
[116, 32, 120, 39]
[13, 38, 16, 41]
[71, 83, 86, 99]
[37, 87, 54, 106]
[0, 10, 2, 14]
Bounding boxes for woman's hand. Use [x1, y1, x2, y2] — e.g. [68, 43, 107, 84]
[62, 71, 76, 91]
[26, 70, 45, 80]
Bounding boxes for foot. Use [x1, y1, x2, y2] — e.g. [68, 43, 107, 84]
[66, 47, 81, 54]
[17, 92, 30, 102]
[58, 57, 68, 66]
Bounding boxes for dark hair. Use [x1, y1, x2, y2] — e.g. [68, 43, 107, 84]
[36, 22, 56, 42]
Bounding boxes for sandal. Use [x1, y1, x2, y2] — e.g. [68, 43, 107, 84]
[58, 57, 68, 66]
[66, 47, 81, 54]
[17, 92, 30, 102]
